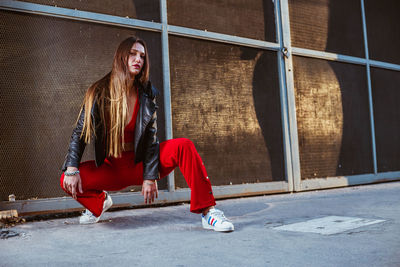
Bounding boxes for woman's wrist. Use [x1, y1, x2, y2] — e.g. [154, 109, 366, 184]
[65, 167, 80, 176]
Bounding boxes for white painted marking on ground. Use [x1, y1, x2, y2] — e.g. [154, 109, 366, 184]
[273, 216, 385, 235]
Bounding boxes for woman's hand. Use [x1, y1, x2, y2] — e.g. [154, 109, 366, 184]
[141, 180, 158, 204]
[63, 167, 83, 199]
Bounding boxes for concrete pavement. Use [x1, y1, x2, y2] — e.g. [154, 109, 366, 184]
[1, 181, 400, 267]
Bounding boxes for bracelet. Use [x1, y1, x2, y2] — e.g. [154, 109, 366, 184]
[64, 170, 80, 176]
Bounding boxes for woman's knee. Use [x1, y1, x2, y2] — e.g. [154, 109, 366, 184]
[178, 138, 195, 150]
[60, 173, 65, 189]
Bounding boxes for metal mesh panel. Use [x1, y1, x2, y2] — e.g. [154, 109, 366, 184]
[371, 67, 400, 172]
[364, 0, 400, 64]
[22, 0, 160, 22]
[288, 0, 364, 57]
[0, 10, 164, 201]
[169, 36, 285, 188]
[293, 56, 373, 179]
[167, 0, 276, 42]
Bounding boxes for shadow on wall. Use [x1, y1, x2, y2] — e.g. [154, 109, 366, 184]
[326, 0, 373, 176]
[242, 0, 375, 181]
[288, 0, 374, 179]
[240, 0, 284, 181]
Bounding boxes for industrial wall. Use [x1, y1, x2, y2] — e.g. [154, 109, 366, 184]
[1, 0, 399, 214]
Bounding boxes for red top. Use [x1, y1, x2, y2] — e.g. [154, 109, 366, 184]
[123, 95, 139, 143]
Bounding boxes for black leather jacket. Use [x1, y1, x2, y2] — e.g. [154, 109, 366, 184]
[61, 82, 159, 180]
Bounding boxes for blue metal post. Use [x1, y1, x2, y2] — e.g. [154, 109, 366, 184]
[275, 0, 294, 192]
[360, 0, 378, 175]
[278, 0, 302, 191]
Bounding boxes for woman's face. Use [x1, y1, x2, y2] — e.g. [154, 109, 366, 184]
[128, 42, 145, 77]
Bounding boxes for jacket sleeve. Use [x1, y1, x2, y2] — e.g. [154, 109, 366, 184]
[61, 106, 87, 171]
[142, 97, 160, 180]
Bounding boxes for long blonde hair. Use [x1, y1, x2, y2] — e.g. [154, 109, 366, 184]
[79, 37, 150, 157]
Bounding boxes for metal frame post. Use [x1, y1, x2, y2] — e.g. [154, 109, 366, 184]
[160, 0, 175, 191]
[360, 0, 378, 175]
[275, 0, 294, 192]
[0, 0, 162, 31]
[279, 0, 302, 191]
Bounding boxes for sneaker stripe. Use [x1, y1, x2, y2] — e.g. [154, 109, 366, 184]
[213, 220, 217, 226]
[208, 217, 212, 224]
[210, 218, 215, 225]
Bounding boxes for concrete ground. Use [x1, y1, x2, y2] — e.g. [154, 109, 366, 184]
[1, 182, 400, 267]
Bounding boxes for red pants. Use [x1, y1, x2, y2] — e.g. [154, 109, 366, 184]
[60, 138, 216, 216]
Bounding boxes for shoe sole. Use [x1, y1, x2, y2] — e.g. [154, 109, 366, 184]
[79, 218, 99, 225]
[202, 220, 234, 232]
[79, 193, 113, 225]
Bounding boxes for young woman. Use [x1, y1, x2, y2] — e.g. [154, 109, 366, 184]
[60, 36, 234, 232]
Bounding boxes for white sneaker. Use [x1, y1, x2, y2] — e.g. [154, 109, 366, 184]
[79, 192, 113, 224]
[202, 208, 234, 232]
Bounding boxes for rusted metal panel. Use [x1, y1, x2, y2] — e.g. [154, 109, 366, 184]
[19, 0, 160, 22]
[168, 36, 285, 187]
[292, 56, 373, 179]
[288, 0, 364, 58]
[167, 0, 276, 42]
[0, 10, 164, 201]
